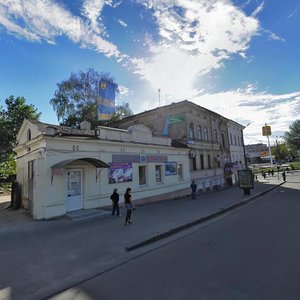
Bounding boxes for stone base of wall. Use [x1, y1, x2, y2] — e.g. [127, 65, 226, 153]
[135, 188, 191, 206]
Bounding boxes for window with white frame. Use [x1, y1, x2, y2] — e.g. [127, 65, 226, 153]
[155, 165, 163, 183]
[189, 123, 194, 140]
[139, 165, 147, 185]
[178, 164, 183, 179]
[198, 125, 202, 140]
[204, 127, 209, 141]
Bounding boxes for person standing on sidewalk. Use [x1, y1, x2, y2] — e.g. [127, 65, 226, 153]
[110, 188, 121, 217]
[124, 187, 135, 226]
[190, 180, 197, 199]
[282, 171, 286, 182]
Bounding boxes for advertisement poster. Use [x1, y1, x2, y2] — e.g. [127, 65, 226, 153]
[109, 163, 132, 184]
[165, 162, 177, 176]
[238, 170, 254, 189]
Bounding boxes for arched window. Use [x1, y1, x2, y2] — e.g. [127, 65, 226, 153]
[27, 129, 31, 141]
[204, 127, 209, 141]
[198, 125, 202, 140]
[189, 123, 194, 140]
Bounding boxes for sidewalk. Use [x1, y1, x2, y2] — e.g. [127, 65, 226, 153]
[0, 174, 284, 300]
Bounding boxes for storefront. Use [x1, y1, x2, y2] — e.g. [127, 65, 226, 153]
[14, 120, 191, 219]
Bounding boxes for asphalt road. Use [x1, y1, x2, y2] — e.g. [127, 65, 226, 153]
[51, 173, 300, 300]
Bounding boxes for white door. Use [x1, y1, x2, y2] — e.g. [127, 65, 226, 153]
[66, 169, 83, 212]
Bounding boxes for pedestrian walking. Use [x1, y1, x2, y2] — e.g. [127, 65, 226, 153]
[282, 171, 286, 182]
[271, 169, 274, 176]
[124, 187, 135, 226]
[262, 171, 266, 179]
[190, 180, 197, 199]
[110, 188, 121, 217]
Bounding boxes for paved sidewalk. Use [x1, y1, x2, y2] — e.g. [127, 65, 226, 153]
[0, 174, 284, 300]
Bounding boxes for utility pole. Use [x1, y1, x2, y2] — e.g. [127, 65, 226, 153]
[262, 123, 273, 167]
[158, 88, 161, 107]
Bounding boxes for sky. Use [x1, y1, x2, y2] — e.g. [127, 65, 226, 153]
[0, 0, 299, 145]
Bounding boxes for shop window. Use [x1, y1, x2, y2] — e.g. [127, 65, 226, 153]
[139, 166, 147, 185]
[178, 164, 183, 180]
[155, 165, 162, 183]
[189, 123, 194, 140]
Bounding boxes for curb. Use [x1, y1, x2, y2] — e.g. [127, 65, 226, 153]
[126, 182, 284, 251]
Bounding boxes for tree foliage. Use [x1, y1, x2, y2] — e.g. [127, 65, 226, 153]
[284, 120, 300, 150]
[110, 102, 133, 122]
[0, 96, 41, 178]
[50, 68, 123, 128]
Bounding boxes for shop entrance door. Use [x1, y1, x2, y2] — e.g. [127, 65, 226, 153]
[66, 169, 83, 212]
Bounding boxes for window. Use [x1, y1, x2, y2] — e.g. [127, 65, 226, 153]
[139, 166, 147, 185]
[200, 154, 204, 170]
[222, 133, 226, 148]
[198, 125, 202, 140]
[238, 136, 240, 146]
[234, 135, 237, 146]
[27, 129, 31, 141]
[214, 129, 218, 142]
[192, 157, 197, 170]
[155, 165, 162, 183]
[207, 154, 211, 169]
[189, 123, 194, 140]
[204, 127, 209, 141]
[178, 164, 183, 180]
[230, 133, 233, 145]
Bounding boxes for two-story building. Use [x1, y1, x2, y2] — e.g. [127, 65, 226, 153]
[111, 100, 243, 191]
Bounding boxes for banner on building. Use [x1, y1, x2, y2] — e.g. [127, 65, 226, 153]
[97, 80, 116, 121]
[165, 162, 177, 176]
[109, 163, 132, 184]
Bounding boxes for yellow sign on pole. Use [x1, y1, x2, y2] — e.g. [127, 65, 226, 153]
[262, 125, 271, 136]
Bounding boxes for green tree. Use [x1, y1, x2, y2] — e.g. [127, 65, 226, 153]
[0, 96, 41, 177]
[50, 68, 120, 128]
[272, 142, 289, 160]
[284, 120, 300, 150]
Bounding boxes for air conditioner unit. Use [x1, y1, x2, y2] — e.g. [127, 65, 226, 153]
[189, 151, 196, 158]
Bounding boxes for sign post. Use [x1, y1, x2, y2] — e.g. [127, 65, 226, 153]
[262, 124, 273, 167]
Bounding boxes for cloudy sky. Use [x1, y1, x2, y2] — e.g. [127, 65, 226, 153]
[0, 0, 299, 144]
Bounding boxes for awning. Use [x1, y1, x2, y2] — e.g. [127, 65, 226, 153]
[51, 158, 110, 184]
[51, 158, 110, 169]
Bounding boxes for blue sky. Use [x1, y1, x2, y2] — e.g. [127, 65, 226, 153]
[0, 0, 299, 145]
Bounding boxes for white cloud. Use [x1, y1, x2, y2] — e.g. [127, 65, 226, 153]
[189, 86, 300, 144]
[118, 19, 128, 27]
[251, 2, 264, 17]
[81, 0, 106, 34]
[0, 0, 123, 58]
[131, 0, 260, 100]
